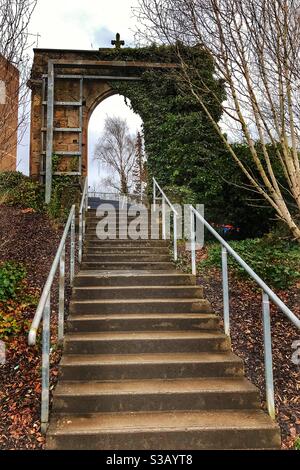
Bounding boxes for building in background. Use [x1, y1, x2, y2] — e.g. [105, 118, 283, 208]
[0, 54, 19, 172]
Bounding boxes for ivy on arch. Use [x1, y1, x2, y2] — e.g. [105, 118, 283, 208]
[102, 44, 226, 202]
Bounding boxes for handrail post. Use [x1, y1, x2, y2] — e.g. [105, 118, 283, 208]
[41, 293, 50, 434]
[262, 292, 276, 420]
[70, 211, 75, 284]
[162, 197, 166, 240]
[85, 186, 88, 210]
[173, 214, 178, 261]
[222, 246, 230, 337]
[153, 178, 156, 212]
[58, 244, 65, 344]
[83, 200, 87, 243]
[79, 179, 88, 264]
[190, 207, 196, 275]
[78, 208, 83, 264]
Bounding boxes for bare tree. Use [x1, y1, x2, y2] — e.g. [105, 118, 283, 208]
[134, 0, 300, 241]
[0, 0, 37, 169]
[100, 176, 122, 193]
[94, 116, 137, 194]
[133, 132, 147, 197]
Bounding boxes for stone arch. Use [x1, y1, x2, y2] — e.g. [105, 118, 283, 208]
[28, 45, 222, 204]
[28, 47, 177, 201]
[87, 88, 117, 121]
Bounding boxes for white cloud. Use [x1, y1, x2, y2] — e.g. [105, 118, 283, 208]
[30, 0, 139, 49]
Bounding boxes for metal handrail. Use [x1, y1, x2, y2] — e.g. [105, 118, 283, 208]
[189, 205, 300, 419]
[153, 177, 178, 260]
[28, 204, 76, 432]
[190, 206, 300, 330]
[153, 177, 178, 215]
[154, 178, 300, 420]
[78, 178, 89, 263]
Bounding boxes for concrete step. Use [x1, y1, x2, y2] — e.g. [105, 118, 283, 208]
[86, 219, 157, 226]
[87, 210, 155, 215]
[74, 272, 196, 287]
[82, 254, 171, 263]
[52, 377, 259, 414]
[80, 261, 175, 270]
[85, 224, 160, 232]
[86, 226, 160, 233]
[64, 331, 230, 354]
[86, 219, 160, 226]
[46, 409, 280, 450]
[60, 352, 244, 381]
[67, 313, 220, 332]
[85, 233, 158, 240]
[84, 240, 169, 247]
[70, 298, 211, 315]
[72, 285, 204, 300]
[86, 226, 161, 234]
[87, 216, 154, 221]
[47, 206, 282, 450]
[86, 226, 156, 233]
[87, 212, 152, 218]
[83, 247, 170, 255]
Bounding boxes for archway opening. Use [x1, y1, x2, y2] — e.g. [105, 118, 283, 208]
[88, 94, 144, 197]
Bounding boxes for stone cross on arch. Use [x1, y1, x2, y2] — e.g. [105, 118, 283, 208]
[111, 33, 125, 50]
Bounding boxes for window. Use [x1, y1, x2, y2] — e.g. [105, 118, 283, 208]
[0, 80, 6, 104]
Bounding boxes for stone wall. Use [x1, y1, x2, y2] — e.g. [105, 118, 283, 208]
[0, 54, 19, 172]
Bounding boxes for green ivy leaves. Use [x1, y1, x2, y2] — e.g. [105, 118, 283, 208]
[0, 262, 26, 302]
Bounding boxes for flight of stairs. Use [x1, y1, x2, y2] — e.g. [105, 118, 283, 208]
[46, 207, 281, 449]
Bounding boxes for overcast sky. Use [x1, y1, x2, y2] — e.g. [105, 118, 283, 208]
[18, 0, 143, 186]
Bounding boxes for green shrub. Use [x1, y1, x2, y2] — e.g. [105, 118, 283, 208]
[0, 170, 80, 221]
[0, 262, 27, 302]
[0, 171, 44, 211]
[201, 238, 300, 289]
[164, 185, 198, 205]
[295, 437, 300, 450]
[47, 176, 81, 222]
[8, 179, 44, 211]
[0, 171, 26, 191]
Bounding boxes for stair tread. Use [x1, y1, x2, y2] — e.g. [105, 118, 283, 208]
[85, 251, 169, 254]
[48, 409, 278, 435]
[71, 298, 210, 304]
[61, 351, 242, 366]
[65, 331, 226, 341]
[82, 261, 174, 264]
[73, 286, 201, 291]
[55, 377, 257, 396]
[83, 255, 170, 258]
[77, 271, 191, 277]
[68, 313, 216, 320]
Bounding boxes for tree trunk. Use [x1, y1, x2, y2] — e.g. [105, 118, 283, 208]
[120, 172, 128, 194]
